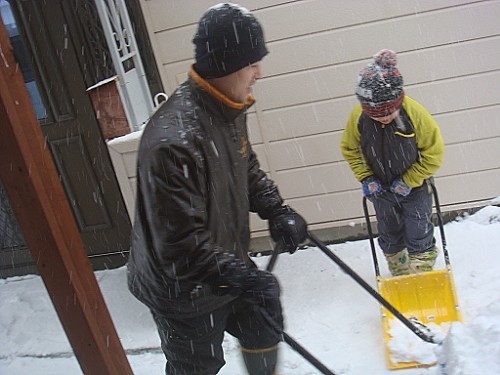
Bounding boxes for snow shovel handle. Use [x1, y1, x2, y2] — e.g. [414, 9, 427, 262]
[266, 240, 283, 271]
[260, 309, 337, 375]
[264, 241, 337, 375]
[430, 180, 451, 266]
[308, 232, 438, 344]
[362, 196, 381, 277]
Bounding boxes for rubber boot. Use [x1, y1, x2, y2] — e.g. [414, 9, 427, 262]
[241, 344, 279, 375]
[409, 246, 438, 273]
[385, 249, 411, 276]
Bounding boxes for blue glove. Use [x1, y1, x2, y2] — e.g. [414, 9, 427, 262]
[362, 177, 384, 197]
[391, 178, 412, 196]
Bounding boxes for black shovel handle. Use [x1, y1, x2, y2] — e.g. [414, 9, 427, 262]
[430, 181, 451, 266]
[308, 232, 437, 344]
[266, 241, 283, 271]
[265, 242, 337, 375]
[261, 308, 337, 375]
[281, 331, 336, 375]
[362, 196, 381, 277]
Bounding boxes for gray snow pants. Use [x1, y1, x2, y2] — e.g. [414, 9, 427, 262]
[370, 180, 436, 255]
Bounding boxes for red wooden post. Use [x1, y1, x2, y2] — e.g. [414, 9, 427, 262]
[0, 19, 134, 375]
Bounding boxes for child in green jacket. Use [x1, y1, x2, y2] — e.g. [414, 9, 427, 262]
[341, 49, 445, 276]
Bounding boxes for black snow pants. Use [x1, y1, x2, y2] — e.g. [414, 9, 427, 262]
[151, 297, 281, 375]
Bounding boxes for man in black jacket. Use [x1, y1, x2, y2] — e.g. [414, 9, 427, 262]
[127, 4, 308, 374]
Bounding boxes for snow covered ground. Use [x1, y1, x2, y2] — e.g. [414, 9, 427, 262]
[1, 201, 500, 375]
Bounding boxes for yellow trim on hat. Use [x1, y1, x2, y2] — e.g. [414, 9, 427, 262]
[189, 66, 255, 110]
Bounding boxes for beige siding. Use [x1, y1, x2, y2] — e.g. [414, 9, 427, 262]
[132, 0, 500, 238]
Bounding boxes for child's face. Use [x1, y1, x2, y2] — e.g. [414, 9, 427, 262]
[370, 109, 400, 124]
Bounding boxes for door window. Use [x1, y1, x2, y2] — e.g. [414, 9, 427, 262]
[1, 0, 46, 120]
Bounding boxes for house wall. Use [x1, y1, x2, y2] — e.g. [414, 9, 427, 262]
[122, 0, 500, 245]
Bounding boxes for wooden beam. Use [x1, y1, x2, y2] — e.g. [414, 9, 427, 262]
[0, 19, 134, 375]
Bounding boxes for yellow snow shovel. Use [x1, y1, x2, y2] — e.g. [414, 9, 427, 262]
[363, 182, 462, 370]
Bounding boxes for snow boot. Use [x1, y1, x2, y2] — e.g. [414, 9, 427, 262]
[385, 249, 411, 276]
[409, 247, 438, 273]
[241, 344, 279, 375]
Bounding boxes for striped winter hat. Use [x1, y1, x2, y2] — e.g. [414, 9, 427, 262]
[355, 49, 404, 118]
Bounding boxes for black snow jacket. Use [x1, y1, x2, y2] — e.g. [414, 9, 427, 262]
[127, 67, 281, 317]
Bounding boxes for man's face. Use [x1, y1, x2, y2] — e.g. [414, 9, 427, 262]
[209, 62, 263, 103]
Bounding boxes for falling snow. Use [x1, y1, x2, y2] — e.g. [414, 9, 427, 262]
[1, 203, 500, 374]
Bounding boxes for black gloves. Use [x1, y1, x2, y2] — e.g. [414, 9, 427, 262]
[269, 206, 308, 253]
[240, 269, 283, 333]
[250, 183, 308, 253]
[209, 253, 283, 332]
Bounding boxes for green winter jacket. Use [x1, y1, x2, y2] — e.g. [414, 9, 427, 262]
[340, 96, 444, 188]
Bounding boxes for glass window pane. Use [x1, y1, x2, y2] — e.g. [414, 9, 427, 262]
[1, 0, 47, 120]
